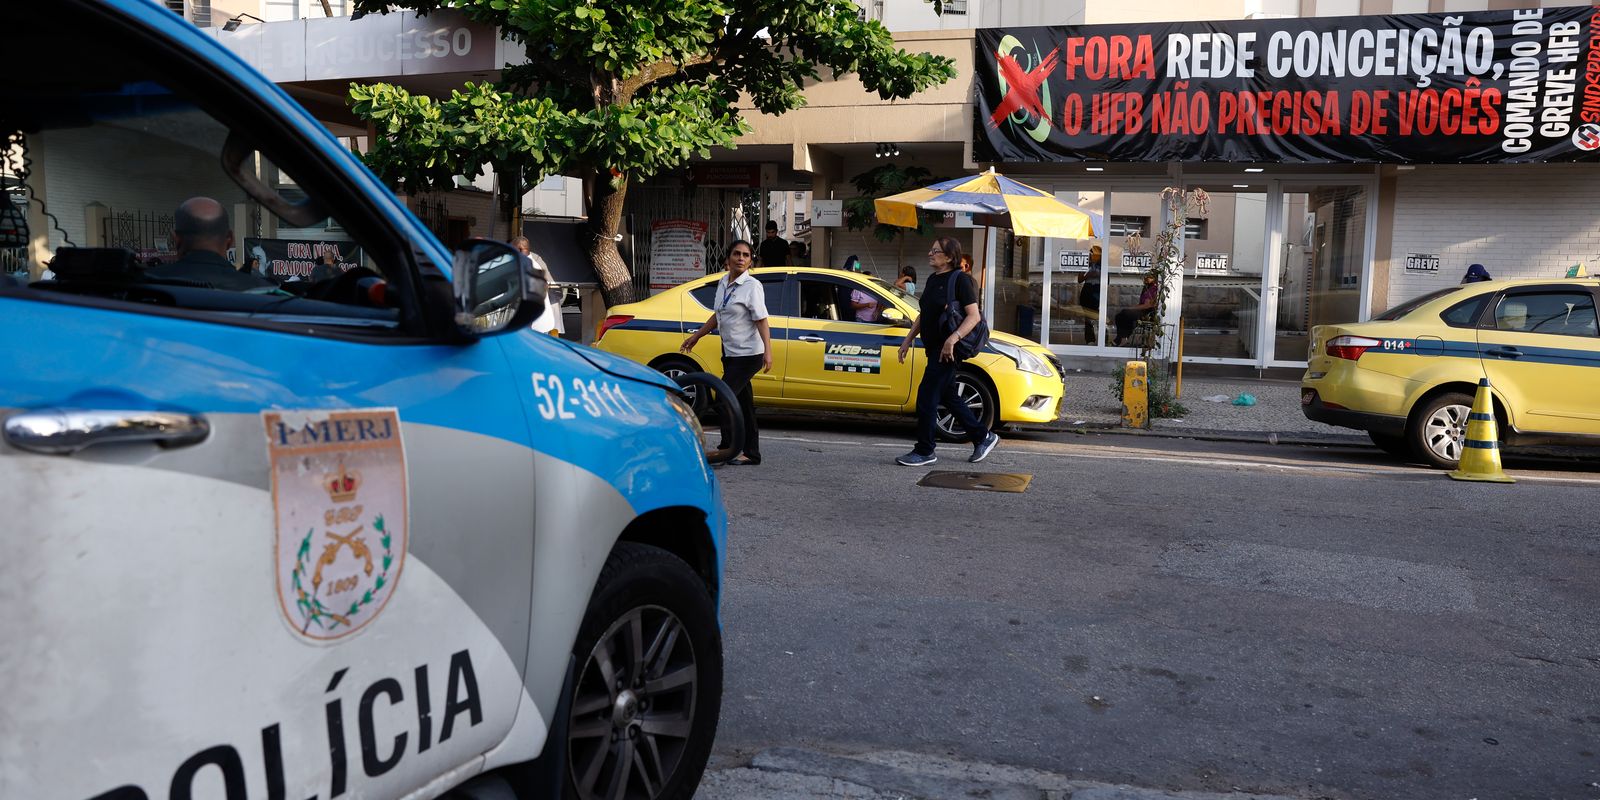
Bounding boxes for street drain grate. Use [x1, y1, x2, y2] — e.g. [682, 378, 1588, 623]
[917, 471, 1032, 493]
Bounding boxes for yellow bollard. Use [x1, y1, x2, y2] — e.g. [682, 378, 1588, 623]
[1448, 378, 1515, 484]
[1122, 360, 1148, 429]
[1175, 317, 1185, 399]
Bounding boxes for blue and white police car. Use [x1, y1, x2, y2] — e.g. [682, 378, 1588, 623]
[0, 3, 725, 799]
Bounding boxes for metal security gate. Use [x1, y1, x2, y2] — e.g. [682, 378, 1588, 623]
[625, 187, 759, 297]
[102, 209, 174, 255]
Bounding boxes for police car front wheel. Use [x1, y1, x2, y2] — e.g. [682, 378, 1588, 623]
[565, 543, 722, 800]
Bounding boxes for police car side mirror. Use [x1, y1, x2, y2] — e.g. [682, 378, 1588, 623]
[452, 238, 547, 337]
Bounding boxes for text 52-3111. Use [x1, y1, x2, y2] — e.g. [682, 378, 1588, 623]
[530, 372, 642, 421]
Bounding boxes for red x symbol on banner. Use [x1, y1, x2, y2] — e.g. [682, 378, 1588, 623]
[988, 47, 1058, 129]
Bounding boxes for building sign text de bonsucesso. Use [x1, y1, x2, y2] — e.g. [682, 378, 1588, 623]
[975, 8, 1600, 164]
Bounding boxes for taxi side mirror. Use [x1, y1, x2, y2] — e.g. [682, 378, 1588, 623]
[452, 238, 547, 336]
[881, 307, 911, 327]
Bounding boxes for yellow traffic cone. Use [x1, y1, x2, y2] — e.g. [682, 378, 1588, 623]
[1448, 378, 1514, 484]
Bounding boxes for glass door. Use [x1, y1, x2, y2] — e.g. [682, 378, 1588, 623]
[1176, 184, 1269, 364]
[1268, 183, 1372, 365]
[1044, 190, 1106, 347]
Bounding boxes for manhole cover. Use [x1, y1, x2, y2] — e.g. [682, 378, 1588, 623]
[917, 471, 1032, 493]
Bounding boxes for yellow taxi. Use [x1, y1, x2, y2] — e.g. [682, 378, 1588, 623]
[596, 267, 1065, 439]
[1301, 278, 1600, 468]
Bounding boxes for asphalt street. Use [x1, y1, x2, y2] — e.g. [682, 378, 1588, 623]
[701, 417, 1600, 800]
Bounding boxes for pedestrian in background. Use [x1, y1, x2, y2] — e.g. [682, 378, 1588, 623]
[895, 237, 998, 467]
[895, 265, 918, 296]
[758, 220, 789, 267]
[513, 235, 565, 336]
[682, 240, 771, 466]
[1077, 245, 1102, 344]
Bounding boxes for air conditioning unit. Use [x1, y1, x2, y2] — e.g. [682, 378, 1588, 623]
[164, 0, 211, 27]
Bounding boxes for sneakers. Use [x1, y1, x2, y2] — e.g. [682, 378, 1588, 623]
[969, 432, 1000, 463]
[895, 452, 938, 466]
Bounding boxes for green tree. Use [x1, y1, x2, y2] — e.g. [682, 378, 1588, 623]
[841, 161, 942, 270]
[347, 0, 955, 305]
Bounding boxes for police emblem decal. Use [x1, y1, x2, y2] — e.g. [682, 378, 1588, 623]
[264, 409, 408, 641]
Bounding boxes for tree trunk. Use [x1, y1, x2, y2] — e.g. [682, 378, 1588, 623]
[587, 170, 636, 307]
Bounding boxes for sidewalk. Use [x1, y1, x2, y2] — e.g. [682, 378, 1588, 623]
[1048, 370, 1364, 445]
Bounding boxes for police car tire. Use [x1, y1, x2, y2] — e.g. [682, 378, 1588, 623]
[564, 543, 722, 800]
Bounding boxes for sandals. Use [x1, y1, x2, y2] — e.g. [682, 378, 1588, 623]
[728, 456, 762, 466]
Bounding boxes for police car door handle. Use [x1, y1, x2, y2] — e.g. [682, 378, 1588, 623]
[1485, 346, 1522, 359]
[796, 336, 825, 343]
[2, 409, 211, 455]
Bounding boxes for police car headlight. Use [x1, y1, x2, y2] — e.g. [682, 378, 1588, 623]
[991, 341, 1052, 377]
[669, 392, 704, 439]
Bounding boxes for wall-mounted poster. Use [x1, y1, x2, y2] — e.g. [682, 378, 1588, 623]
[648, 219, 709, 293]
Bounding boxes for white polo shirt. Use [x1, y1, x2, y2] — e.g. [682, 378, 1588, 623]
[713, 271, 768, 357]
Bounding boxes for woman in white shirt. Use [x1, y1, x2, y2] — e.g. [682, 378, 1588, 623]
[680, 240, 771, 465]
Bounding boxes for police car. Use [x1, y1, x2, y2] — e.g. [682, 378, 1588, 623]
[1, 3, 725, 799]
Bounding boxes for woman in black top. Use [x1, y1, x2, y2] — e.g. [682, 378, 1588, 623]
[894, 237, 999, 466]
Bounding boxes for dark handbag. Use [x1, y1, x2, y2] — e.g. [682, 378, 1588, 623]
[940, 271, 989, 360]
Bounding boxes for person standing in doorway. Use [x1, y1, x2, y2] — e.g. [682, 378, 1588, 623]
[895, 237, 998, 466]
[758, 220, 789, 268]
[681, 240, 771, 466]
[513, 235, 564, 336]
[1077, 245, 1102, 344]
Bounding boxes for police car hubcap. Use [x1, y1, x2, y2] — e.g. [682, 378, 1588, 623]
[571, 605, 698, 799]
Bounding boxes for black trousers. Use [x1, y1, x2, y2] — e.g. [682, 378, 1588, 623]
[719, 353, 763, 461]
[1114, 308, 1151, 342]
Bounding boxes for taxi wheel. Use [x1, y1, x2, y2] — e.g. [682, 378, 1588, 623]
[936, 370, 997, 442]
[1408, 392, 1475, 469]
[564, 543, 721, 800]
[653, 358, 706, 412]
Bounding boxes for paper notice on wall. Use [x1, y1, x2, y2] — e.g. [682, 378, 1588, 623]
[649, 219, 709, 293]
[1195, 252, 1230, 275]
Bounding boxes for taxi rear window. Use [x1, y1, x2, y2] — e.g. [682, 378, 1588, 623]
[1441, 295, 1490, 328]
[1374, 287, 1463, 321]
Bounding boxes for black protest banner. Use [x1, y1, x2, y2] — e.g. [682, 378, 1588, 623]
[975, 7, 1600, 164]
[243, 238, 364, 280]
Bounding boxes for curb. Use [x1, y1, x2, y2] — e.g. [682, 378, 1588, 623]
[732, 747, 1305, 800]
[1030, 422, 1369, 449]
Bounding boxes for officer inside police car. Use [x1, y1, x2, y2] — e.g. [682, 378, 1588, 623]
[146, 197, 274, 292]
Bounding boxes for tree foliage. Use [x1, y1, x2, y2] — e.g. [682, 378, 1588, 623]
[841, 162, 941, 243]
[347, 0, 956, 304]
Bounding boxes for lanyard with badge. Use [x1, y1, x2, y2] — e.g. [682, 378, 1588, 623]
[716, 278, 732, 312]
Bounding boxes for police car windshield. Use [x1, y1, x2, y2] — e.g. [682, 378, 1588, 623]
[1374, 287, 1464, 321]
